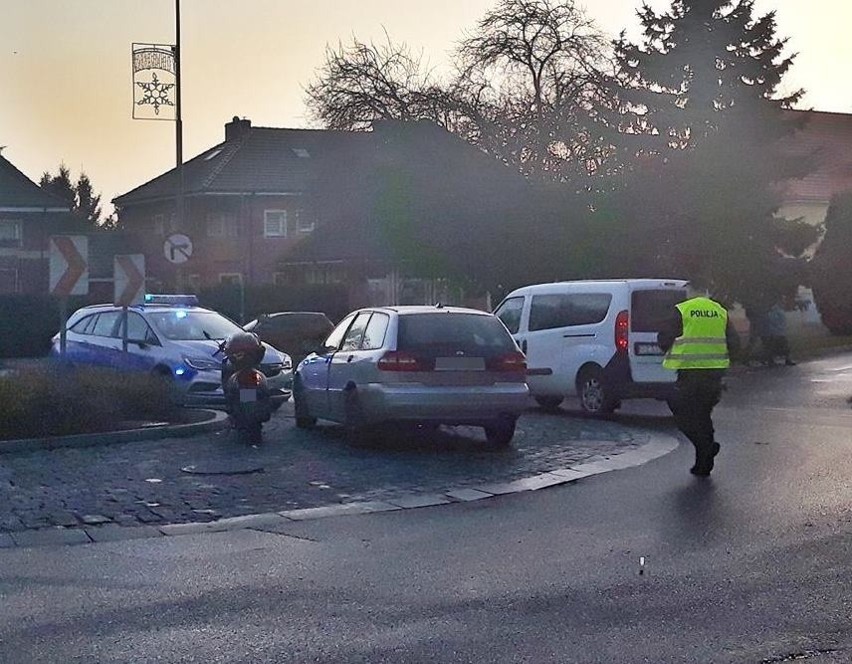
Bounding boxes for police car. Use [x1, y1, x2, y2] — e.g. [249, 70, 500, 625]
[50, 295, 292, 406]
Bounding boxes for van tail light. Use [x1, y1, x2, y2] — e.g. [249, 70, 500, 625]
[615, 310, 629, 353]
[377, 351, 423, 372]
[237, 369, 263, 388]
[490, 351, 527, 373]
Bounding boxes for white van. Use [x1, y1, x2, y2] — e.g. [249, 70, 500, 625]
[493, 279, 689, 414]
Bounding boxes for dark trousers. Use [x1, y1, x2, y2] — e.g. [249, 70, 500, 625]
[670, 370, 724, 463]
[762, 335, 791, 362]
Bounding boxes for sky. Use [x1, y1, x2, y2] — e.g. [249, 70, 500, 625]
[2, 0, 851, 214]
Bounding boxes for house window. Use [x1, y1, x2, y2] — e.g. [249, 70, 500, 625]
[273, 272, 288, 286]
[306, 267, 338, 284]
[264, 210, 287, 238]
[0, 220, 22, 247]
[295, 209, 314, 233]
[305, 268, 322, 285]
[219, 273, 243, 286]
[207, 212, 238, 238]
[153, 214, 165, 236]
[0, 268, 18, 294]
[187, 274, 202, 292]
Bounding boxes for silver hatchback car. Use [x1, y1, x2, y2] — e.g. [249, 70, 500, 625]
[293, 305, 530, 446]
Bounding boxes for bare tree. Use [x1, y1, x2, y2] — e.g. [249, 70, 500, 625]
[455, 0, 615, 179]
[303, 1, 615, 182]
[305, 34, 445, 130]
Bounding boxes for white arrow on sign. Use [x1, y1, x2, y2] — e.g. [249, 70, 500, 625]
[164, 233, 193, 264]
[49, 235, 89, 297]
[114, 254, 146, 307]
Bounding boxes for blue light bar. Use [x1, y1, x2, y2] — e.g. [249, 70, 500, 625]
[144, 294, 199, 307]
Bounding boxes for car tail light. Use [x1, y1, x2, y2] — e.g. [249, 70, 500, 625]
[490, 351, 527, 373]
[615, 310, 629, 353]
[377, 351, 423, 372]
[237, 370, 263, 388]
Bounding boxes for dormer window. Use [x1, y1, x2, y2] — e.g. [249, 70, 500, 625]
[292, 148, 310, 159]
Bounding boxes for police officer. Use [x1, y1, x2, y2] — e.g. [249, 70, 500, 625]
[658, 293, 739, 476]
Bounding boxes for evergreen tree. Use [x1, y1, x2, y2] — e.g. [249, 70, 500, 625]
[74, 173, 102, 227]
[39, 164, 75, 208]
[810, 193, 852, 335]
[40, 164, 105, 228]
[604, 0, 808, 302]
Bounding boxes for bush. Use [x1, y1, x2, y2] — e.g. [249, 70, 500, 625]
[0, 365, 178, 440]
[0, 295, 60, 359]
[0, 294, 100, 359]
[811, 193, 852, 335]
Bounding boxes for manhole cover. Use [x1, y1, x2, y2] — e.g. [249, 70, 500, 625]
[181, 461, 264, 476]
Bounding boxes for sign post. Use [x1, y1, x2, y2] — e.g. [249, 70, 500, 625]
[49, 236, 89, 356]
[114, 254, 146, 353]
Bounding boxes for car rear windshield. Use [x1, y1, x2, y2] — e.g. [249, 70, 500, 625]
[631, 289, 688, 332]
[397, 313, 517, 354]
[149, 311, 243, 340]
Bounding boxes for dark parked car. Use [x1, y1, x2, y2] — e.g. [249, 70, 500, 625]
[244, 312, 335, 365]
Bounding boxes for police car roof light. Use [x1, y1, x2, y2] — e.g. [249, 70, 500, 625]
[144, 294, 199, 307]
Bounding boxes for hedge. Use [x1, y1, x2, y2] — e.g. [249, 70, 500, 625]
[0, 294, 75, 359]
[0, 365, 178, 440]
[197, 283, 350, 325]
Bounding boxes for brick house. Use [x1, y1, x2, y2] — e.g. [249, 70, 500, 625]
[112, 117, 532, 308]
[0, 153, 78, 294]
[778, 110, 852, 228]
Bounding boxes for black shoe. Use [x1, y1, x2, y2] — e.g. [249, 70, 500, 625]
[785, 359, 796, 366]
[691, 446, 718, 476]
[690, 463, 712, 477]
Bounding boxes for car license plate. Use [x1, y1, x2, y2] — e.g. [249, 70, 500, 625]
[635, 343, 663, 356]
[434, 357, 485, 371]
[240, 389, 258, 403]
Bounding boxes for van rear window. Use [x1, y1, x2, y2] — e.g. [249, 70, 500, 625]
[631, 289, 688, 332]
[528, 293, 612, 331]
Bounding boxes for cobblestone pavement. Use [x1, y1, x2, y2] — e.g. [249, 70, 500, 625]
[0, 402, 659, 534]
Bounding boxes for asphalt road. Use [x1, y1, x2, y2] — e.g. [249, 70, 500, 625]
[1, 354, 851, 663]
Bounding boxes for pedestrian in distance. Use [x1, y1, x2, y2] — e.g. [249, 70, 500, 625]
[658, 292, 740, 477]
[743, 302, 769, 367]
[763, 302, 795, 367]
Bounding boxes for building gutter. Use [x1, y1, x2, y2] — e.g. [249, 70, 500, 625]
[113, 191, 303, 207]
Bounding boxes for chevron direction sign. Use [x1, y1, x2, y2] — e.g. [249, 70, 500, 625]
[114, 254, 146, 307]
[49, 236, 89, 297]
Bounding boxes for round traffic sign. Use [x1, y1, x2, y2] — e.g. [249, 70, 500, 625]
[164, 233, 193, 264]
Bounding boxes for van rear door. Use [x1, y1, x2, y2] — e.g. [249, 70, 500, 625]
[629, 284, 688, 384]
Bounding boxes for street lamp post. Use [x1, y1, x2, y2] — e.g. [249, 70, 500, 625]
[174, 0, 185, 291]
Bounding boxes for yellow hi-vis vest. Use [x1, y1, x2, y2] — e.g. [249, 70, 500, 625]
[663, 297, 730, 370]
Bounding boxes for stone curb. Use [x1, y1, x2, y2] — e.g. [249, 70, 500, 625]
[0, 409, 229, 455]
[0, 432, 680, 550]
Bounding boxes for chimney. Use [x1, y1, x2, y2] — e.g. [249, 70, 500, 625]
[225, 116, 251, 142]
